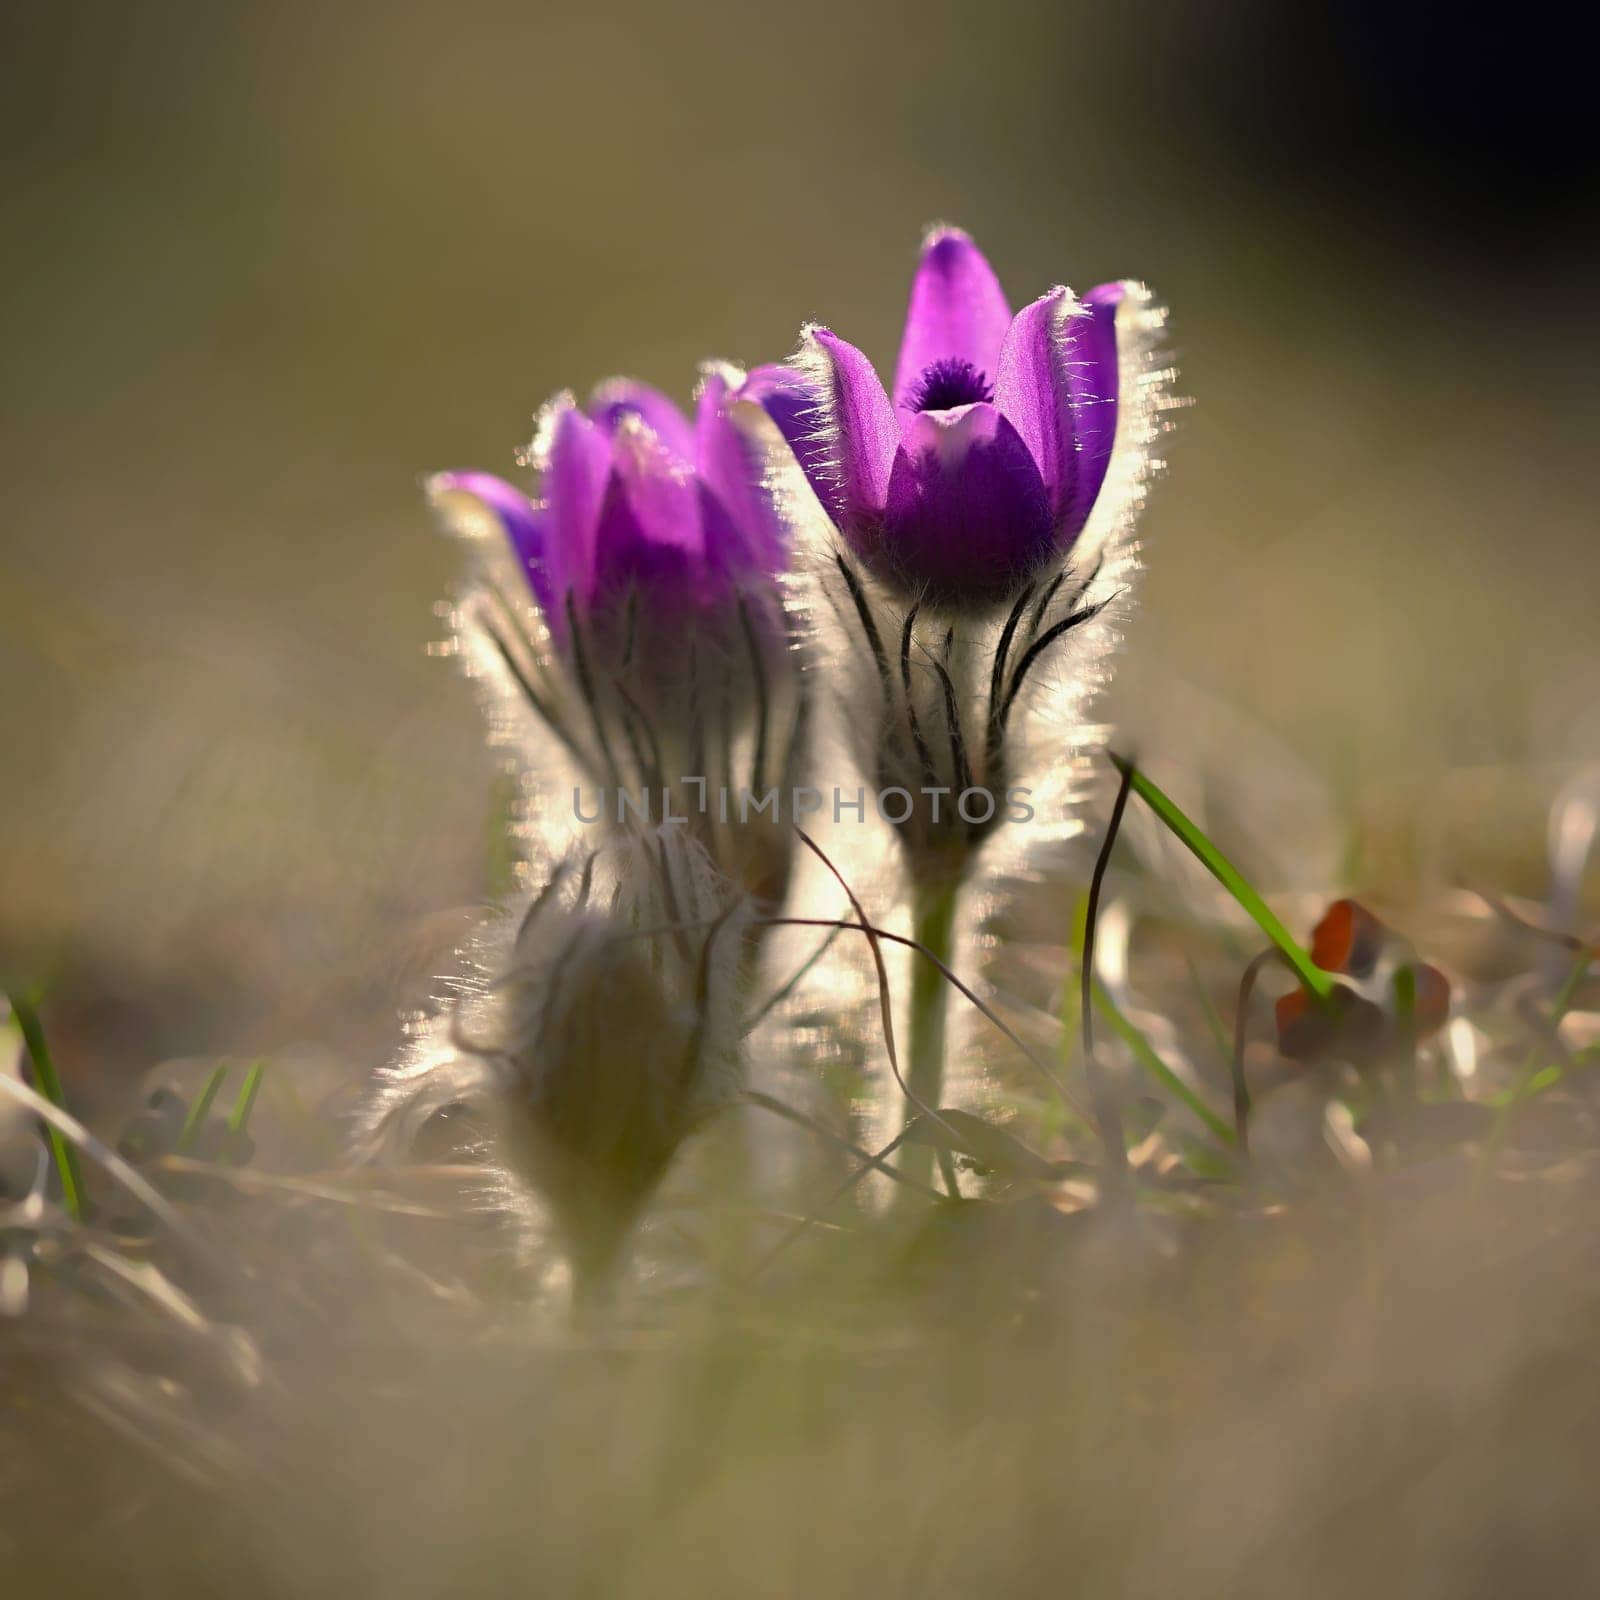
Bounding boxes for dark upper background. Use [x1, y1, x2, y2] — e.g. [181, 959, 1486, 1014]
[2, 0, 1595, 1092]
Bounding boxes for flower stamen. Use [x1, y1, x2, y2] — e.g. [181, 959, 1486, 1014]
[906, 357, 993, 413]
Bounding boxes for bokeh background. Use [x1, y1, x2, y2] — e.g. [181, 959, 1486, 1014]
[3, 0, 1595, 1098]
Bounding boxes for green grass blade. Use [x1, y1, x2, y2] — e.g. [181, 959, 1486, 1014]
[6, 990, 87, 1218]
[1091, 979, 1237, 1147]
[227, 1058, 267, 1137]
[177, 1061, 232, 1154]
[1110, 755, 1336, 1003]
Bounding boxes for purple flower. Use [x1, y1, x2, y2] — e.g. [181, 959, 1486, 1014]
[765, 227, 1130, 606]
[429, 368, 809, 911]
[431, 370, 792, 644]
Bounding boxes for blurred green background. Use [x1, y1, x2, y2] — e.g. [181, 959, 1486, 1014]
[3, 0, 1595, 1090]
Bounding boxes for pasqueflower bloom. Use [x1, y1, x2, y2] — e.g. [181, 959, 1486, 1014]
[727, 228, 1172, 1188]
[430, 370, 809, 908]
[766, 226, 1136, 608]
[748, 226, 1169, 873]
[433, 369, 795, 644]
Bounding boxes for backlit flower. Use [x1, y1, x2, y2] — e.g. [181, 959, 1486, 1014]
[764, 226, 1142, 608]
[742, 227, 1172, 876]
[430, 370, 808, 907]
[433, 370, 791, 646]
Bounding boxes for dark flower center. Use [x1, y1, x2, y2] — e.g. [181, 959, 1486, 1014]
[907, 357, 993, 412]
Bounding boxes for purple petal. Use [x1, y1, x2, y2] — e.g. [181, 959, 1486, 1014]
[429, 470, 552, 613]
[586, 379, 697, 464]
[693, 370, 786, 578]
[995, 283, 1124, 536]
[541, 401, 613, 609]
[736, 362, 837, 519]
[692, 364, 733, 429]
[590, 419, 707, 605]
[995, 289, 1073, 512]
[892, 227, 1013, 412]
[796, 327, 899, 528]
[878, 403, 1053, 604]
[1061, 283, 1124, 533]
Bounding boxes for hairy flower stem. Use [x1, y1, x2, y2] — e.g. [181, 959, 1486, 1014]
[904, 875, 963, 1195]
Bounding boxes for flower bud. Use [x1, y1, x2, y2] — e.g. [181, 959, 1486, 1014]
[492, 830, 749, 1293]
[362, 830, 749, 1302]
